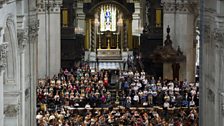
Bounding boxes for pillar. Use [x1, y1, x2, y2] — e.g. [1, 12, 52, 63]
[0, 42, 8, 126]
[132, 1, 142, 48]
[37, 0, 62, 78]
[0, 71, 3, 126]
[76, 1, 85, 33]
[201, 0, 224, 125]
[127, 19, 133, 49]
[28, 17, 39, 126]
[17, 28, 28, 126]
[162, 0, 197, 82]
[84, 19, 90, 50]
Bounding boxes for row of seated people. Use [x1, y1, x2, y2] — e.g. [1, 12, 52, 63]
[37, 64, 110, 108]
[36, 106, 198, 126]
[37, 74, 198, 108]
[118, 71, 199, 108]
[36, 63, 199, 125]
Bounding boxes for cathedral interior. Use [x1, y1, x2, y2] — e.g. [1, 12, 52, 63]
[0, 0, 223, 126]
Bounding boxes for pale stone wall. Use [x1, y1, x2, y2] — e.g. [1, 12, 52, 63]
[132, 2, 142, 36]
[162, 0, 198, 82]
[37, 0, 62, 78]
[37, 13, 47, 78]
[76, 1, 85, 35]
[201, 0, 224, 125]
[0, 0, 38, 126]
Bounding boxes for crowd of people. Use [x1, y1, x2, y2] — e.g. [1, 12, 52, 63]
[36, 63, 199, 126]
[36, 107, 198, 126]
[118, 71, 199, 108]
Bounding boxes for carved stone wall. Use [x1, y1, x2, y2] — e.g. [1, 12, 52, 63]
[37, 0, 62, 13]
[76, 1, 85, 33]
[17, 29, 28, 50]
[162, 0, 198, 82]
[0, 43, 8, 72]
[201, 0, 224, 125]
[4, 104, 19, 117]
[0, 0, 39, 126]
[162, 0, 198, 14]
[37, 0, 62, 78]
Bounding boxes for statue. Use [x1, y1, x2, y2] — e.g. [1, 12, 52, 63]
[172, 62, 180, 80]
[105, 8, 111, 31]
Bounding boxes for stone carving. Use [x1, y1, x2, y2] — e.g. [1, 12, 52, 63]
[213, 29, 224, 48]
[4, 104, 19, 117]
[161, 0, 197, 14]
[0, 0, 6, 8]
[25, 88, 30, 100]
[6, 17, 14, 26]
[204, 24, 211, 43]
[0, 27, 2, 37]
[17, 29, 28, 49]
[150, 26, 186, 63]
[29, 19, 39, 42]
[207, 88, 215, 104]
[0, 42, 8, 72]
[213, 29, 224, 42]
[37, 0, 62, 13]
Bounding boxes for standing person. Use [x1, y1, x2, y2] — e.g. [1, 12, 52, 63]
[103, 74, 109, 89]
[126, 96, 131, 108]
[172, 62, 180, 80]
[133, 93, 139, 106]
[163, 100, 170, 118]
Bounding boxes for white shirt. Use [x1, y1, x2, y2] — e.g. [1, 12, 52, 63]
[164, 102, 170, 108]
[191, 90, 196, 96]
[133, 86, 139, 91]
[133, 95, 139, 101]
[143, 79, 148, 85]
[138, 91, 143, 96]
[174, 87, 180, 92]
[162, 86, 168, 91]
[127, 96, 131, 103]
[137, 82, 142, 88]
[169, 86, 174, 91]
[128, 71, 133, 76]
[85, 104, 91, 109]
[196, 83, 199, 87]
[190, 100, 195, 106]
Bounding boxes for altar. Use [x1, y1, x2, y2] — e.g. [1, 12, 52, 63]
[97, 49, 121, 60]
[85, 51, 131, 70]
[83, 3, 134, 71]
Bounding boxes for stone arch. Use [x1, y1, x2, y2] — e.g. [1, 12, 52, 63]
[85, 1, 133, 18]
[2, 15, 20, 85]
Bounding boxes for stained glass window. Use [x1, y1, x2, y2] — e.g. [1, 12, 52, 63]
[100, 5, 116, 32]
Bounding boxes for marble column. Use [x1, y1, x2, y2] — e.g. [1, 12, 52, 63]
[200, 0, 224, 124]
[76, 1, 85, 34]
[17, 28, 28, 126]
[127, 20, 133, 49]
[162, 0, 198, 82]
[37, 0, 62, 78]
[132, 1, 143, 50]
[0, 71, 3, 126]
[28, 18, 39, 126]
[132, 1, 141, 36]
